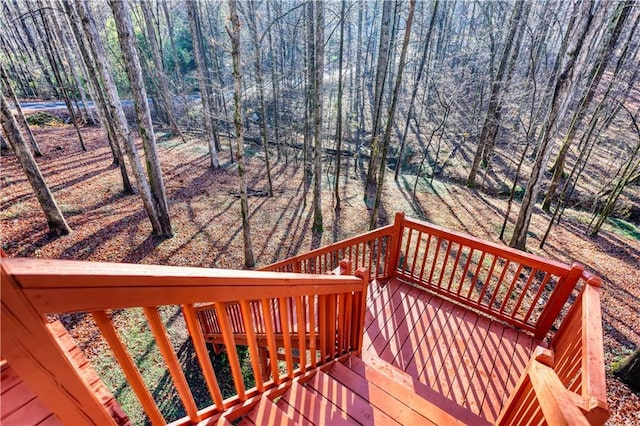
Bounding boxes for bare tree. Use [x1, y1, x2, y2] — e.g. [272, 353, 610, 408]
[0, 91, 70, 236]
[228, 0, 255, 268]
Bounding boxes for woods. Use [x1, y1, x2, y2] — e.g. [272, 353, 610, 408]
[1, 1, 639, 423]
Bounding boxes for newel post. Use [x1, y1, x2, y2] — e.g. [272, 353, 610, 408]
[535, 263, 584, 340]
[355, 267, 370, 355]
[0, 260, 117, 425]
[387, 212, 405, 279]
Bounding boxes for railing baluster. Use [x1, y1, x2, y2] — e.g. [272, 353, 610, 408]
[337, 293, 347, 354]
[278, 298, 294, 379]
[410, 231, 422, 278]
[418, 234, 432, 282]
[295, 296, 307, 372]
[466, 251, 486, 301]
[92, 310, 164, 425]
[239, 301, 264, 392]
[212, 303, 246, 400]
[456, 248, 475, 296]
[260, 298, 280, 384]
[477, 254, 498, 305]
[181, 304, 226, 408]
[523, 273, 552, 324]
[446, 242, 463, 292]
[328, 293, 337, 359]
[318, 295, 328, 363]
[403, 227, 413, 273]
[499, 264, 524, 314]
[309, 295, 317, 368]
[428, 237, 443, 287]
[143, 307, 199, 421]
[436, 239, 453, 288]
[512, 269, 539, 320]
[488, 258, 510, 309]
[345, 292, 354, 351]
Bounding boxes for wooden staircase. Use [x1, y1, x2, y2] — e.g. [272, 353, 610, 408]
[233, 354, 488, 425]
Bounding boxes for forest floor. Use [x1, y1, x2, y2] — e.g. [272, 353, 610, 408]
[1, 122, 639, 424]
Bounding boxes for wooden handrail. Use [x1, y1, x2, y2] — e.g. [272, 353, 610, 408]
[1, 257, 369, 425]
[550, 272, 609, 424]
[392, 214, 581, 337]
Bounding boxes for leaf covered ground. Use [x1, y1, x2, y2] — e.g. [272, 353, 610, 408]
[1, 123, 638, 424]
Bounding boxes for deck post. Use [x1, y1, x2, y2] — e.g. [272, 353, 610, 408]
[0, 262, 117, 425]
[387, 212, 405, 279]
[354, 267, 370, 355]
[534, 263, 584, 340]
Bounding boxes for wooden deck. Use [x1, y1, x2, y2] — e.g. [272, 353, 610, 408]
[362, 277, 543, 424]
[1, 361, 60, 426]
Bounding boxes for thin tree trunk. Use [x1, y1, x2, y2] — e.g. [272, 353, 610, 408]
[370, 0, 416, 229]
[0, 64, 43, 156]
[334, 0, 346, 212]
[228, 0, 255, 268]
[140, 1, 186, 143]
[75, 0, 163, 235]
[109, 0, 173, 239]
[186, 0, 219, 169]
[0, 91, 70, 236]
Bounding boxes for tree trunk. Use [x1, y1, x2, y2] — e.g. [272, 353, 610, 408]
[186, 0, 219, 169]
[140, 1, 186, 143]
[509, 1, 594, 250]
[109, 0, 173, 239]
[0, 64, 43, 156]
[467, 0, 524, 188]
[543, 1, 633, 211]
[244, 1, 273, 197]
[75, 0, 163, 235]
[0, 91, 70, 236]
[312, 1, 324, 234]
[228, 0, 255, 269]
[334, 0, 346, 211]
[370, 0, 416, 229]
[614, 348, 640, 392]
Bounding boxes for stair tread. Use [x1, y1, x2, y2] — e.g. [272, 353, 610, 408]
[327, 361, 437, 425]
[280, 377, 356, 426]
[350, 355, 490, 425]
[245, 396, 297, 425]
[306, 369, 401, 425]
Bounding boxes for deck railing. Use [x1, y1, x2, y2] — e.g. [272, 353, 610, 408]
[0, 257, 368, 425]
[262, 225, 396, 280]
[496, 272, 608, 425]
[392, 212, 583, 339]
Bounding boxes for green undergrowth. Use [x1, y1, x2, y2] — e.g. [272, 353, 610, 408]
[607, 218, 640, 242]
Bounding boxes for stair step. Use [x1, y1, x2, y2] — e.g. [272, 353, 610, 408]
[242, 396, 297, 425]
[347, 355, 489, 425]
[280, 377, 355, 426]
[326, 361, 436, 425]
[306, 369, 400, 425]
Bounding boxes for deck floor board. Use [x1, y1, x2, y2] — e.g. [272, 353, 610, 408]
[363, 278, 542, 424]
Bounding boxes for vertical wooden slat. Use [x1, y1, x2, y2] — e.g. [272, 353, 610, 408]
[417, 234, 432, 283]
[523, 273, 552, 324]
[457, 248, 476, 296]
[488, 259, 511, 309]
[295, 296, 307, 372]
[238, 301, 264, 392]
[446, 243, 464, 292]
[309, 295, 317, 368]
[182, 305, 225, 407]
[337, 293, 347, 354]
[436, 240, 453, 288]
[92, 310, 164, 425]
[511, 268, 538, 319]
[143, 307, 198, 421]
[355, 268, 370, 354]
[387, 212, 405, 277]
[318, 295, 328, 362]
[344, 292, 354, 351]
[261, 298, 280, 383]
[211, 303, 246, 400]
[328, 294, 337, 359]
[499, 264, 524, 313]
[466, 251, 487, 301]
[410, 231, 422, 278]
[477, 255, 498, 305]
[277, 298, 294, 379]
[427, 238, 443, 287]
[375, 237, 383, 278]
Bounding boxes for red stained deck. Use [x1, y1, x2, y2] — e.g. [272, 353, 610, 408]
[362, 277, 543, 424]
